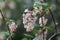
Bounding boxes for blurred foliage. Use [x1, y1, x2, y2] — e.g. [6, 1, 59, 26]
[22, 38, 28, 40]
[33, 37, 41, 40]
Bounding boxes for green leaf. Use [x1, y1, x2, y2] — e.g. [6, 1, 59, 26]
[32, 28, 38, 35]
[33, 37, 41, 40]
[24, 34, 33, 38]
[42, 3, 48, 6]
[22, 38, 28, 40]
[1, 31, 9, 36]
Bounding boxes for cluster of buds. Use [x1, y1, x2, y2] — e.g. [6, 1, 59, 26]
[6, 20, 17, 32]
[23, 8, 37, 32]
[33, 2, 43, 14]
[39, 16, 48, 27]
[33, 0, 48, 40]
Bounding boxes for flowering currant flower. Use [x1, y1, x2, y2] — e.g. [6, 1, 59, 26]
[23, 13, 27, 25]
[39, 16, 48, 27]
[8, 21, 17, 32]
[23, 9, 37, 32]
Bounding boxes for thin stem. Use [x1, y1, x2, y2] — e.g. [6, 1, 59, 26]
[41, 17, 44, 40]
[49, 9, 57, 33]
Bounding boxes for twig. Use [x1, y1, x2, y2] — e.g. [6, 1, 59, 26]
[49, 9, 57, 33]
[48, 33, 56, 40]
